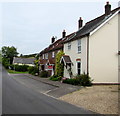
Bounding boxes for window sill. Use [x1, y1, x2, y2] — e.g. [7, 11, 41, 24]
[78, 52, 81, 54]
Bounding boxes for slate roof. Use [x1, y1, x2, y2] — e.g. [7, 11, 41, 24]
[40, 59, 55, 65]
[39, 32, 75, 55]
[64, 6, 120, 43]
[13, 57, 35, 65]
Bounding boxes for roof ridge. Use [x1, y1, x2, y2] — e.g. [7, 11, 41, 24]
[86, 6, 120, 25]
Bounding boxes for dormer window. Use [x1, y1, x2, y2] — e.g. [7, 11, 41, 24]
[78, 39, 81, 53]
[68, 42, 71, 50]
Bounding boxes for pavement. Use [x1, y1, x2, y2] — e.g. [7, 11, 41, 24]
[10, 73, 82, 98]
[2, 65, 96, 114]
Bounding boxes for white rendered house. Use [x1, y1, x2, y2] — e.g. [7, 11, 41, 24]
[62, 2, 120, 84]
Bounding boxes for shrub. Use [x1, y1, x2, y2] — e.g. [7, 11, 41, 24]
[51, 78, 59, 81]
[76, 74, 92, 86]
[50, 75, 62, 81]
[13, 65, 29, 72]
[28, 66, 39, 75]
[63, 74, 92, 86]
[9, 64, 14, 70]
[63, 78, 80, 85]
[39, 70, 48, 77]
[2, 58, 10, 69]
[55, 51, 64, 77]
[28, 66, 34, 74]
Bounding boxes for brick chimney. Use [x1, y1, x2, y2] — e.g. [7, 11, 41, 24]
[51, 36, 55, 43]
[78, 17, 83, 29]
[62, 30, 66, 38]
[105, 2, 111, 15]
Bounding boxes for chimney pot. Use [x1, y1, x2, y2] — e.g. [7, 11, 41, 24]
[62, 30, 66, 38]
[105, 1, 111, 15]
[51, 36, 55, 43]
[78, 17, 83, 29]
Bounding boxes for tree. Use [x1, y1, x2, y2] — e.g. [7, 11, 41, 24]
[2, 46, 19, 64]
[55, 50, 65, 76]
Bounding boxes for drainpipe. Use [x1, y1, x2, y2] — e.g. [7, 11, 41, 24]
[87, 34, 90, 76]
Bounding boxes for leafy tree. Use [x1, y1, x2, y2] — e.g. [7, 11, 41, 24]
[55, 50, 64, 77]
[2, 46, 19, 64]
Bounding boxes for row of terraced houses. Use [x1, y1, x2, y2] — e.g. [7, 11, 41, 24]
[39, 2, 120, 84]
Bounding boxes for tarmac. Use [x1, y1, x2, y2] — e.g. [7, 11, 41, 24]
[20, 74, 82, 98]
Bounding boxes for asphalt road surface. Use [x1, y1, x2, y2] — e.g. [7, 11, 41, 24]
[2, 64, 95, 114]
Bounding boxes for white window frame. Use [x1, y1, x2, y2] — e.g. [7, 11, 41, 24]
[68, 42, 71, 50]
[52, 52, 55, 58]
[45, 53, 48, 59]
[76, 61, 81, 75]
[78, 39, 81, 53]
[42, 54, 44, 59]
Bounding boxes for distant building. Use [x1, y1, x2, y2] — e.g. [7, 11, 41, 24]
[13, 57, 35, 66]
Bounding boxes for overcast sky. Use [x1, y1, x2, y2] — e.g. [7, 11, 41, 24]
[0, 0, 119, 55]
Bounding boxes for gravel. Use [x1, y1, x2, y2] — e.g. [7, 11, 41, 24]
[59, 85, 119, 115]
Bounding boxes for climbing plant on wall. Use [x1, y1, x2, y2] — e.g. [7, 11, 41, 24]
[55, 50, 65, 77]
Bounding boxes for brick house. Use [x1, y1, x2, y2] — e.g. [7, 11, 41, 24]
[39, 30, 75, 76]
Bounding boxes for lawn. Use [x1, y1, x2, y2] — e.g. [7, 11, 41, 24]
[7, 69, 28, 74]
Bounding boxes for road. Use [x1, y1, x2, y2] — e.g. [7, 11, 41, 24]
[2, 64, 95, 114]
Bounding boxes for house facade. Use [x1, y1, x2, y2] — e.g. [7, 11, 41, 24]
[63, 2, 120, 84]
[13, 57, 35, 66]
[39, 31, 75, 76]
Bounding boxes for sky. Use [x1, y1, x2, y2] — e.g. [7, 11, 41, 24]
[0, 0, 119, 55]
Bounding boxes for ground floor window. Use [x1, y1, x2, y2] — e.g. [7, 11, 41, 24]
[77, 61, 81, 75]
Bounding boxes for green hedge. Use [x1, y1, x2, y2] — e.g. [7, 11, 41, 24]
[11, 64, 29, 72]
[63, 74, 92, 86]
[50, 75, 62, 81]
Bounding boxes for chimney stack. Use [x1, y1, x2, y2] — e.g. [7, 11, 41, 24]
[62, 30, 66, 38]
[105, 1, 111, 15]
[51, 36, 55, 43]
[78, 17, 83, 29]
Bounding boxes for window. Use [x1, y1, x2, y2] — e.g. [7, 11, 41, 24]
[68, 42, 71, 50]
[77, 61, 81, 75]
[42, 54, 44, 59]
[45, 53, 48, 59]
[78, 39, 81, 53]
[52, 52, 55, 58]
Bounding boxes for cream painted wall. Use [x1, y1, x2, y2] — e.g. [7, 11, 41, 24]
[89, 14, 119, 83]
[14, 63, 34, 67]
[118, 13, 120, 83]
[64, 36, 87, 78]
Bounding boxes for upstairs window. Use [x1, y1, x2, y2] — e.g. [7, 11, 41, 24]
[45, 53, 48, 59]
[52, 52, 55, 58]
[78, 39, 81, 53]
[42, 54, 44, 59]
[68, 42, 71, 50]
